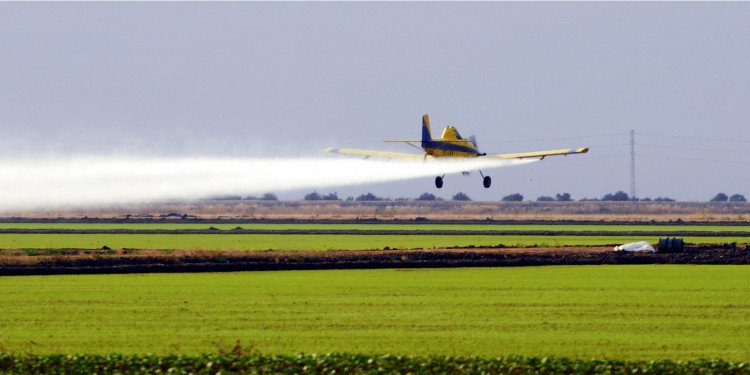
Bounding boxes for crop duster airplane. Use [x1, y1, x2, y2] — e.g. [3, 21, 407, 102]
[325, 114, 588, 189]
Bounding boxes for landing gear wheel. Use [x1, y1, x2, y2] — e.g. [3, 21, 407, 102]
[483, 176, 491, 188]
[435, 176, 444, 189]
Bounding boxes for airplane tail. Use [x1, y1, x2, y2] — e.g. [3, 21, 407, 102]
[421, 114, 432, 147]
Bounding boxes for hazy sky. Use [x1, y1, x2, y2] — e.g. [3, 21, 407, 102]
[2, 2, 749, 203]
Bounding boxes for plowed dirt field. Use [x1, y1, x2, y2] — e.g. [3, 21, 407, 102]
[1, 243, 747, 276]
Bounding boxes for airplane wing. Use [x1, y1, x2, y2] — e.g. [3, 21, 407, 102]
[485, 147, 589, 160]
[324, 147, 432, 160]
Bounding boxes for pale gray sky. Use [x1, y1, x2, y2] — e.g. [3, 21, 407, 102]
[2, 2, 749, 203]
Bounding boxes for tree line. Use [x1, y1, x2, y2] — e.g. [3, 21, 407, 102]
[209, 191, 747, 203]
[302, 191, 472, 202]
[301, 190, 748, 202]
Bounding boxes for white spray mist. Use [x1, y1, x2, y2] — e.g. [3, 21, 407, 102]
[0, 156, 537, 211]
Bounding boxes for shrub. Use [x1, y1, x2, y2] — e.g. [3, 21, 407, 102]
[355, 193, 385, 201]
[602, 191, 630, 201]
[711, 193, 729, 202]
[452, 192, 471, 201]
[417, 193, 437, 201]
[304, 192, 322, 201]
[321, 192, 339, 200]
[260, 193, 278, 201]
[502, 193, 524, 202]
[654, 197, 676, 202]
[729, 194, 746, 202]
[556, 193, 573, 201]
[305, 192, 340, 200]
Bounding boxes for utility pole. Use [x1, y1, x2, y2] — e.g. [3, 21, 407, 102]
[630, 130, 636, 201]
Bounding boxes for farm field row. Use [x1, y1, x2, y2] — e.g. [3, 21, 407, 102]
[3, 354, 745, 375]
[2, 222, 750, 232]
[1, 233, 747, 251]
[0, 265, 747, 360]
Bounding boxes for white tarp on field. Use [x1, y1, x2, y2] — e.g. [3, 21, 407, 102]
[614, 241, 655, 252]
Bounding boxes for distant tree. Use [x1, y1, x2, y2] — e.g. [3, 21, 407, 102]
[729, 194, 747, 202]
[243, 195, 258, 200]
[452, 192, 471, 201]
[211, 195, 242, 200]
[355, 193, 384, 201]
[502, 193, 524, 202]
[654, 197, 676, 202]
[602, 191, 629, 201]
[537, 196, 555, 202]
[556, 193, 573, 201]
[304, 191, 322, 201]
[321, 192, 340, 200]
[416, 192, 437, 201]
[710, 193, 729, 202]
[261, 193, 278, 201]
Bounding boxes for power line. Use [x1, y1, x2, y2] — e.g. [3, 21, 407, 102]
[638, 143, 750, 155]
[584, 154, 628, 159]
[639, 132, 750, 144]
[639, 153, 750, 165]
[482, 132, 630, 144]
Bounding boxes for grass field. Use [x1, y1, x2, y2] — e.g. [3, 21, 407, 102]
[2, 233, 749, 251]
[2, 223, 748, 251]
[2, 222, 750, 232]
[0, 265, 747, 360]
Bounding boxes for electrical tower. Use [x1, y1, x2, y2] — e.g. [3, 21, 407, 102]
[630, 130, 636, 201]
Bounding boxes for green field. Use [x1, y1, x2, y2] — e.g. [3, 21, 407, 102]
[2, 233, 749, 251]
[2, 222, 750, 232]
[0, 266, 747, 360]
[2, 222, 747, 251]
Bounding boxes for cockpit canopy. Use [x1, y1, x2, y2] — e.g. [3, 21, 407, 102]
[440, 126, 463, 140]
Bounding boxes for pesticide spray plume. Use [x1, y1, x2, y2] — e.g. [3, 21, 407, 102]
[0, 155, 537, 211]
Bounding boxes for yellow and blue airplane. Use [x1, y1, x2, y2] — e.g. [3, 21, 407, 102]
[325, 114, 588, 189]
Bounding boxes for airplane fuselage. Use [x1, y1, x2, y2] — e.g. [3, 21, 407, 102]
[422, 138, 482, 157]
[421, 122, 484, 157]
